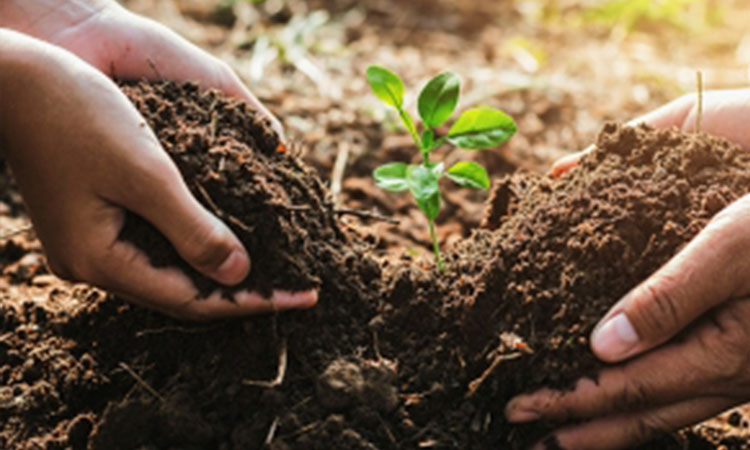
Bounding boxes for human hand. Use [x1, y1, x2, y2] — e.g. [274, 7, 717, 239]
[0, 30, 316, 320]
[0, 0, 284, 137]
[550, 90, 750, 177]
[504, 135, 750, 447]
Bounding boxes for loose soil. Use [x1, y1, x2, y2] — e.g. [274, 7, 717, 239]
[2, 81, 750, 450]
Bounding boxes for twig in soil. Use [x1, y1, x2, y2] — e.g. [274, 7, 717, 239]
[466, 352, 522, 397]
[0, 224, 33, 241]
[135, 324, 219, 338]
[334, 208, 400, 224]
[194, 183, 255, 234]
[208, 98, 220, 144]
[118, 362, 165, 403]
[696, 70, 704, 133]
[378, 414, 397, 445]
[243, 336, 288, 388]
[264, 417, 281, 446]
[268, 202, 312, 211]
[372, 330, 383, 360]
[330, 141, 350, 203]
[279, 421, 321, 440]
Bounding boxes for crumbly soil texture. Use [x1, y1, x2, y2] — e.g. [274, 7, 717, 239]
[2, 81, 750, 450]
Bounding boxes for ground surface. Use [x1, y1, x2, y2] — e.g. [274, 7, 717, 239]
[4, 1, 750, 449]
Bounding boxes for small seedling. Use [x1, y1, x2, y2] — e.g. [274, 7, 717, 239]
[366, 65, 517, 270]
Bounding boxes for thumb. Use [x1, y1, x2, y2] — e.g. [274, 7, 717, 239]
[590, 195, 750, 363]
[120, 162, 250, 286]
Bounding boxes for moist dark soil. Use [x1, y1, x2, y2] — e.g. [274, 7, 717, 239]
[2, 81, 750, 450]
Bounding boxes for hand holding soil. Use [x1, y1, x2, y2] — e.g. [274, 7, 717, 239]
[551, 90, 750, 177]
[507, 93, 750, 449]
[0, 6, 315, 319]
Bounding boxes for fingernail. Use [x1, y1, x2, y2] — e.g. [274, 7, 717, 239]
[507, 409, 540, 423]
[274, 290, 319, 310]
[591, 312, 639, 361]
[214, 248, 249, 285]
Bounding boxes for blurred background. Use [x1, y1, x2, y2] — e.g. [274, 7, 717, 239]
[120, 0, 750, 253]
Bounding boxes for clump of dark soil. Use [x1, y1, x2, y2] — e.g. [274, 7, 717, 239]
[2, 81, 750, 450]
[117, 80, 379, 298]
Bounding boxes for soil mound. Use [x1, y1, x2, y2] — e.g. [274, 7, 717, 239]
[2, 82, 750, 450]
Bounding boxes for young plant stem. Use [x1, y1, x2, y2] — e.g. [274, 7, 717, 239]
[428, 218, 444, 271]
[397, 107, 422, 149]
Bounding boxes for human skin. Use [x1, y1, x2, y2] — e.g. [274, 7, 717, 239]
[505, 90, 750, 449]
[0, 2, 316, 320]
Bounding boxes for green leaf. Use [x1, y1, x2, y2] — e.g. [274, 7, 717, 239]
[373, 162, 409, 192]
[416, 192, 440, 221]
[366, 65, 404, 108]
[418, 72, 460, 128]
[406, 164, 440, 203]
[447, 162, 490, 189]
[448, 107, 517, 149]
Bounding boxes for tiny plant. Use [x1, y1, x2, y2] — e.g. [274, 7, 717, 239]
[366, 65, 517, 270]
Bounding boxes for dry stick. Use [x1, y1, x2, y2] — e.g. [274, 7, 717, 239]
[243, 336, 288, 388]
[118, 362, 165, 403]
[330, 141, 350, 202]
[0, 224, 33, 241]
[696, 70, 704, 133]
[334, 208, 400, 225]
[279, 421, 321, 440]
[268, 202, 311, 211]
[194, 183, 254, 234]
[264, 417, 281, 446]
[135, 324, 219, 338]
[465, 352, 522, 397]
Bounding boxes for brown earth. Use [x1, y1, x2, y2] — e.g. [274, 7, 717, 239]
[2, 81, 750, 449]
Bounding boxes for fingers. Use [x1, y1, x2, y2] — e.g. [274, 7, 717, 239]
[589, 194, 750, 363]
[535, 396, 734, 450]
[548, 145, 592, 178]
[114, 158, 251, 286]
[94, 238, 317, 320]
[506, 333, 716, 423]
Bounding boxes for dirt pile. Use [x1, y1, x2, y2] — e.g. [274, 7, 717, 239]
[2, 81, 750, 449]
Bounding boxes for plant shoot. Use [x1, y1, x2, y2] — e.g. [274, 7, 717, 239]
[366, 65, 517, 270]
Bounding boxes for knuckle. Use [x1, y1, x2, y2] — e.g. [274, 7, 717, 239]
[631, 413, 671, 443]
[699, 304, 750, 386]
[631, 280, 681, 338]
[615, 377, 650, 412]
[183, 220, 232, 271]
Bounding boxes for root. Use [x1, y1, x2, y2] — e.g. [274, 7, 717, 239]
[135, 324, 218, 338]
[194, 182, 255, 234]
[118, 362, 165, 403]
[264, 417, 281, 446]
[466, 352, 522, 397]
[243, 336, 288, 388]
